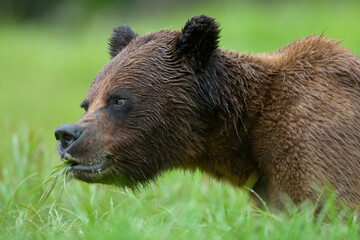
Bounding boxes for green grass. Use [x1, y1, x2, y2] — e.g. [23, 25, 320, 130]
[1, 0, 360, 239]
[1, 128, 360, 239]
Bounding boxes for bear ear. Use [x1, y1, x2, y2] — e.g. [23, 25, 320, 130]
[176, 15, 220, 70]
[108, 25, 138, 58]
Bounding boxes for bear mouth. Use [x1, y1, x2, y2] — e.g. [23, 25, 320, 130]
[61, 153, 113, 173]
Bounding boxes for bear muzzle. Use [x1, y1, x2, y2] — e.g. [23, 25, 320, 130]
[54, 124, 114, 177]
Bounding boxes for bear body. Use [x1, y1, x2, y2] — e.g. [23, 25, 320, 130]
[55, 16, 360, 208]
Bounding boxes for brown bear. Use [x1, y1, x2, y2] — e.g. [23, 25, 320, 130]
[55, 15, 360, 209]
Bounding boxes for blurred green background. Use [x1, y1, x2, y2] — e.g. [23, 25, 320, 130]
[1, 0, 360, 239]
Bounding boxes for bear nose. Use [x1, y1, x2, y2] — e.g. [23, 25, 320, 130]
[55, 124, 82, 149]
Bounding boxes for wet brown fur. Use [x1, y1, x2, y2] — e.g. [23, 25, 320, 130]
[60, 16, 360, 209]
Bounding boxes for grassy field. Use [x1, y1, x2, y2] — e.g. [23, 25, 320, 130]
[1, 1, 360, 239]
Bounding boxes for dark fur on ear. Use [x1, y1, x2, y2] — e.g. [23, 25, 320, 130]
[108, 25, 137, 58]
[177, 15, 220, 70]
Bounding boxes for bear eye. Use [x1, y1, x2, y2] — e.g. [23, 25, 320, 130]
[116, 99, 126, 105]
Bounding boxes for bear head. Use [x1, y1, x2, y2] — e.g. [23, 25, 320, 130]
[55, 16, 228, 188]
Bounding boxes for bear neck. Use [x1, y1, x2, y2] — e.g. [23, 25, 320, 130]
[218, 50, 275, 128]
[195, 50, 275, 187]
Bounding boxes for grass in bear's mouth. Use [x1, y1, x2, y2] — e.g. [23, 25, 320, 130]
[37, 162, 73, 208]
[67, 158, 113, 173]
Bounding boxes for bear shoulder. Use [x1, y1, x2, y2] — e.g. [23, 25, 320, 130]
[255, 36, 351, 68]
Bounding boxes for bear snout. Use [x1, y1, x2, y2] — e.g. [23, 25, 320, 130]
[55, 124, 82, 152]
